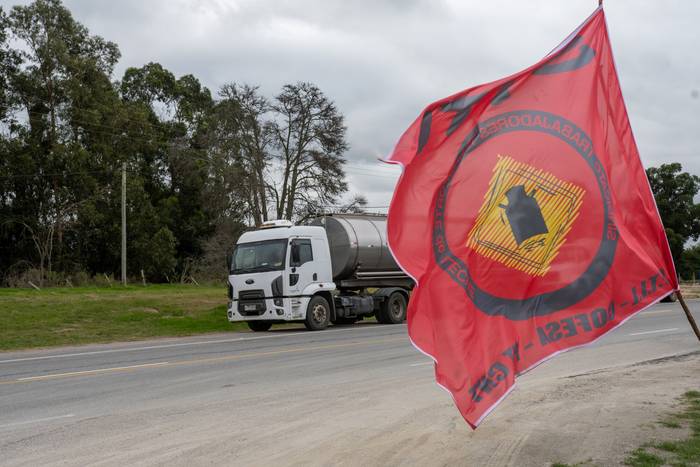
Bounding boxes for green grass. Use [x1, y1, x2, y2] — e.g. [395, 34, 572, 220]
[624, 390, 700, 466]
[0, 284, 248, 351]
[660, 419, 683, 429]
[550, 459, 594, 467]
[624, 449, 664, 467]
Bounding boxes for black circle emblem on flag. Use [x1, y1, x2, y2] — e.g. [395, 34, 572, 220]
[432, 110, 618, 320]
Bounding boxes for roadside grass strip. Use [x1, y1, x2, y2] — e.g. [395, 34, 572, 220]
[623, 390, 700, 467]
[0, 284, 248, 351]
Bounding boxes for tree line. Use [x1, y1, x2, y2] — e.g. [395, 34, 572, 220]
[0, 0, 361, 286]
[0, 0, 697, 287]
[646, 163, 700, 280]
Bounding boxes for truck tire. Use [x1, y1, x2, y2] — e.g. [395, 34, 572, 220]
[305, 296, 330, 331]
[378, 292, 407, 324]
[661, 292, 677, 303]
[247, 321, 272, 332]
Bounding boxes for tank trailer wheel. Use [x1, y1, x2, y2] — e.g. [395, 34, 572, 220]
[247, 321, 273, 332]
[661, 292, 678, 303]
[377, 292, 407, 324]
[305, 296, 331, 331]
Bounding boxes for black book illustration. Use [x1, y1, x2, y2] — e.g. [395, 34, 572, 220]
[499, 185, 549, 246]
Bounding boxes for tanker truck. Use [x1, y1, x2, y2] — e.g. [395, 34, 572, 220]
[226, 214, 413, 331]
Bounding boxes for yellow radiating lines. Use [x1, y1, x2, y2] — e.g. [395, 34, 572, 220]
[467, 155, 585, 276]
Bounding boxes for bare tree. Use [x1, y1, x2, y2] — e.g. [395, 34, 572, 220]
[8, 219, 54, 287]
[269, 82, 348, 220]
[338, 194, 368, 214]
[3, 192, 84, 286]
[215, 84, 272, 225]
[294, 194, 368, 225]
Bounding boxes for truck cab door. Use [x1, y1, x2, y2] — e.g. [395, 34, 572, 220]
[288, 238, 316, 294]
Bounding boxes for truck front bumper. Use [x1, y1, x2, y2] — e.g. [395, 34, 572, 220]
[227, 297, 310, 322]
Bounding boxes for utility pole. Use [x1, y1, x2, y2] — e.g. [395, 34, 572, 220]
[121, 162, 127, 285]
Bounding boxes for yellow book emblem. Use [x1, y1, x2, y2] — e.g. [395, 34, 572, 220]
[467, 156, 585, 276]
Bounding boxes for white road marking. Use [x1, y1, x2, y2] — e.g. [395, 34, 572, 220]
[638, 309, 674, 316]
[0, 340, 246, 364]
[0, 325, 402, 364]
[4, 336, 407, 384]
[409, 361, 433, 367]
[0, 303, 688, 365]
[16, 361, 170, 381]
[628, 328, 679, 336]
[0, 413, 75, 429]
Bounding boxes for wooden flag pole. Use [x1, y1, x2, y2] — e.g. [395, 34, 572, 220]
[677, 290, 700, 342]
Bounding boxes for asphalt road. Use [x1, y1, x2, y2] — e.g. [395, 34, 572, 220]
[0, 300, 699, 466]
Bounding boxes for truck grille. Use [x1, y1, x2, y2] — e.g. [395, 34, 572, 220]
[238, 289, 266, 316]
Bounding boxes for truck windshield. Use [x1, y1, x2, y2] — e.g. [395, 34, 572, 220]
[231, 239, 287, 274]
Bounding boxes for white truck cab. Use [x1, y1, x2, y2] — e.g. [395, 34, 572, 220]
[227, 222, 337, 331]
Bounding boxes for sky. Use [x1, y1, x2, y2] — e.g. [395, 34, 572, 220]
[3, 0, 698, 209]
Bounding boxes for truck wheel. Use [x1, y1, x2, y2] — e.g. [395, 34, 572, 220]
[380, 292, 407, 324]
[305, 296, 331, 331]
[661, 292, 677, 303]
[375, 305, 389, 324]
[247, 321, 272, 332]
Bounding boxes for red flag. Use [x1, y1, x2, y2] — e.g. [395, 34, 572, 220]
[386, 7, 677, 428]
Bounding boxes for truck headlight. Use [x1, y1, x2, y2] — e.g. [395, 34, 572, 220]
[272, 275, 283, 307]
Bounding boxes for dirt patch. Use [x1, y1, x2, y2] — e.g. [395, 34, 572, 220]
[258, 353, 700, 467]
[48, 351, 696, 467]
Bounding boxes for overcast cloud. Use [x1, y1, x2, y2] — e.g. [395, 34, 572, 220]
[3, 0, 698, 208]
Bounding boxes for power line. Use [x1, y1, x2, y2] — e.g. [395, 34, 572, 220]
[0, 163, 399, 182]
[315, 204, 389, 209]
[345, 162, 398, 170]
[14, 102, 402, 174]
[13, 94, 175, 130]
[6, 109, 402, 180]
[344, 168, 399, 179]
[17, 109, 401, 174]
[20, 109, 171, 146]
[0, 169, 114, 180]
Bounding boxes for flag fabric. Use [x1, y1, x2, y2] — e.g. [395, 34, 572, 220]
[386, 6, 677, 428]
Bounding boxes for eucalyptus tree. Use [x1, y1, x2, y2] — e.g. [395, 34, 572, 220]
[1, 0, 121, 281]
